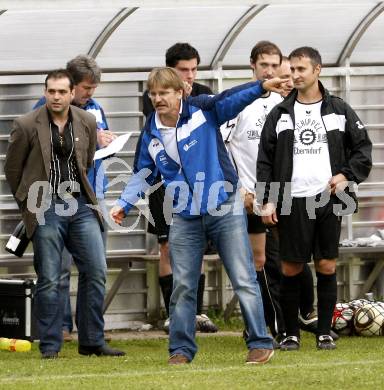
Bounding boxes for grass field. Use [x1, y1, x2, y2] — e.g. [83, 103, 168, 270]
[0, 331, 383, 390]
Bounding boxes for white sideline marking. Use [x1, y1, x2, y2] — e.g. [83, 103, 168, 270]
[0, 360, 383, 383]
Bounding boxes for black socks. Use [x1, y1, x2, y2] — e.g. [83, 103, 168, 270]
[280, 273, 302, 337]
[299, 264, 315, 317]
[197, 273, 206, 315]
[316, 272, 337, 336]
[159, 274, 173, 316]
[159, 273, 206, 316]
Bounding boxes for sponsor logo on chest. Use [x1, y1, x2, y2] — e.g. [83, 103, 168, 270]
[247, 129, 262, 140]
[183, 139, 198, 151]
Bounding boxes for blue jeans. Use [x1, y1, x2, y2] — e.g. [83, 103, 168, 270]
[60, 199, 108, 333]
[168, 194, 272, 361]
[32, 195, 107, 353]
[60, 248, 73, 332]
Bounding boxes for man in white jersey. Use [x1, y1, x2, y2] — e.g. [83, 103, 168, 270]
[222, 41, 284, 342]
[257, 47, 372, 351]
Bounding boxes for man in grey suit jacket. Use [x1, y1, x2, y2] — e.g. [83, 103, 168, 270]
[4, 69, 124, 359]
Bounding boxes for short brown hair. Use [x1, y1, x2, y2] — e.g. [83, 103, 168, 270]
[147, 67, 184, 92]
[250, 41, 282, 64]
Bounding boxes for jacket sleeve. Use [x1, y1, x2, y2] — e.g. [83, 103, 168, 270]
[4, 119, 29, 200]
[87, 116, 98, 170]
[99, 105, 109, 130]
[188, 81, 265, 126]
[340, 102, 372, 184]
[33, 96, 46, 110]
[116, 132, 158, 215]
[257, 108, 278, 204]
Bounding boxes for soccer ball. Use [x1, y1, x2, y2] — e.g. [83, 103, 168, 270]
[353, 302, 384, 336]
[349, 299, 369, 310]
[332, 303, 354, 335]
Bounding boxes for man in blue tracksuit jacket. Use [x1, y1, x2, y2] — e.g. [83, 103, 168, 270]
[110, 67, 287, 365]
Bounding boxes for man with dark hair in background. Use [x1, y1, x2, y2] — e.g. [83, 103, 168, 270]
[258, 46, 372, 351]
[5, 70, 124, 359]
[141, 43, 217, 333]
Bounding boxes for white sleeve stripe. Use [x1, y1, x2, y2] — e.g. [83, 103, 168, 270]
[178, 110, 206, 141]
[322, 113, 346, 132]
[276, 113, 293, 135]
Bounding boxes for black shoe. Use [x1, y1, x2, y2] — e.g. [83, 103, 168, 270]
[299, 310, 318, 334]
[299, 311, 340, 341]
[41, 351, 58, 359]
[272, 333, 286, 349]
[280, 336, 300, 351]
[78, 344, 126, 357]
[316, 335, 336, 350]
[196, 314, 218, 333]
[330, 329, 339, 341]
[272, 338, 281, 349]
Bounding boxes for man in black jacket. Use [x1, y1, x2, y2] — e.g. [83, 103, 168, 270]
[140, 43, 217, 333]
[257, 47, 372, 351]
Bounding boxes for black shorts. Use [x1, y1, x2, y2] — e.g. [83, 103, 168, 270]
[247, 213, 266, 234]
[147, 184, 169, 243]
[278, 195, 342, 263]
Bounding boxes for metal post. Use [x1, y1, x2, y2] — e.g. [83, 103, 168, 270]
[216, 61, 223, 93]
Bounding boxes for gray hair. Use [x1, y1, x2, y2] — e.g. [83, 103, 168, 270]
[66, 55, 101, 85]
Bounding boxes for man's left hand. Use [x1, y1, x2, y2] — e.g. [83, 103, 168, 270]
[328, 173, 348, 194]
[260, 202, 278, 226]
[243, 192, 255, 214]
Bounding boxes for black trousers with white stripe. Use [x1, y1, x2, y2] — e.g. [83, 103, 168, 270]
[258, 229, 286, 337]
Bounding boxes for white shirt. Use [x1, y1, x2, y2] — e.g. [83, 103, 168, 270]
[291, 100, 332, 197]
[221, 92, 283, 193]
[155, 110, 181, 166]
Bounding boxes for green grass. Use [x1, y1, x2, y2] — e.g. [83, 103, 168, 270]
[0, 332, 383, 390]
